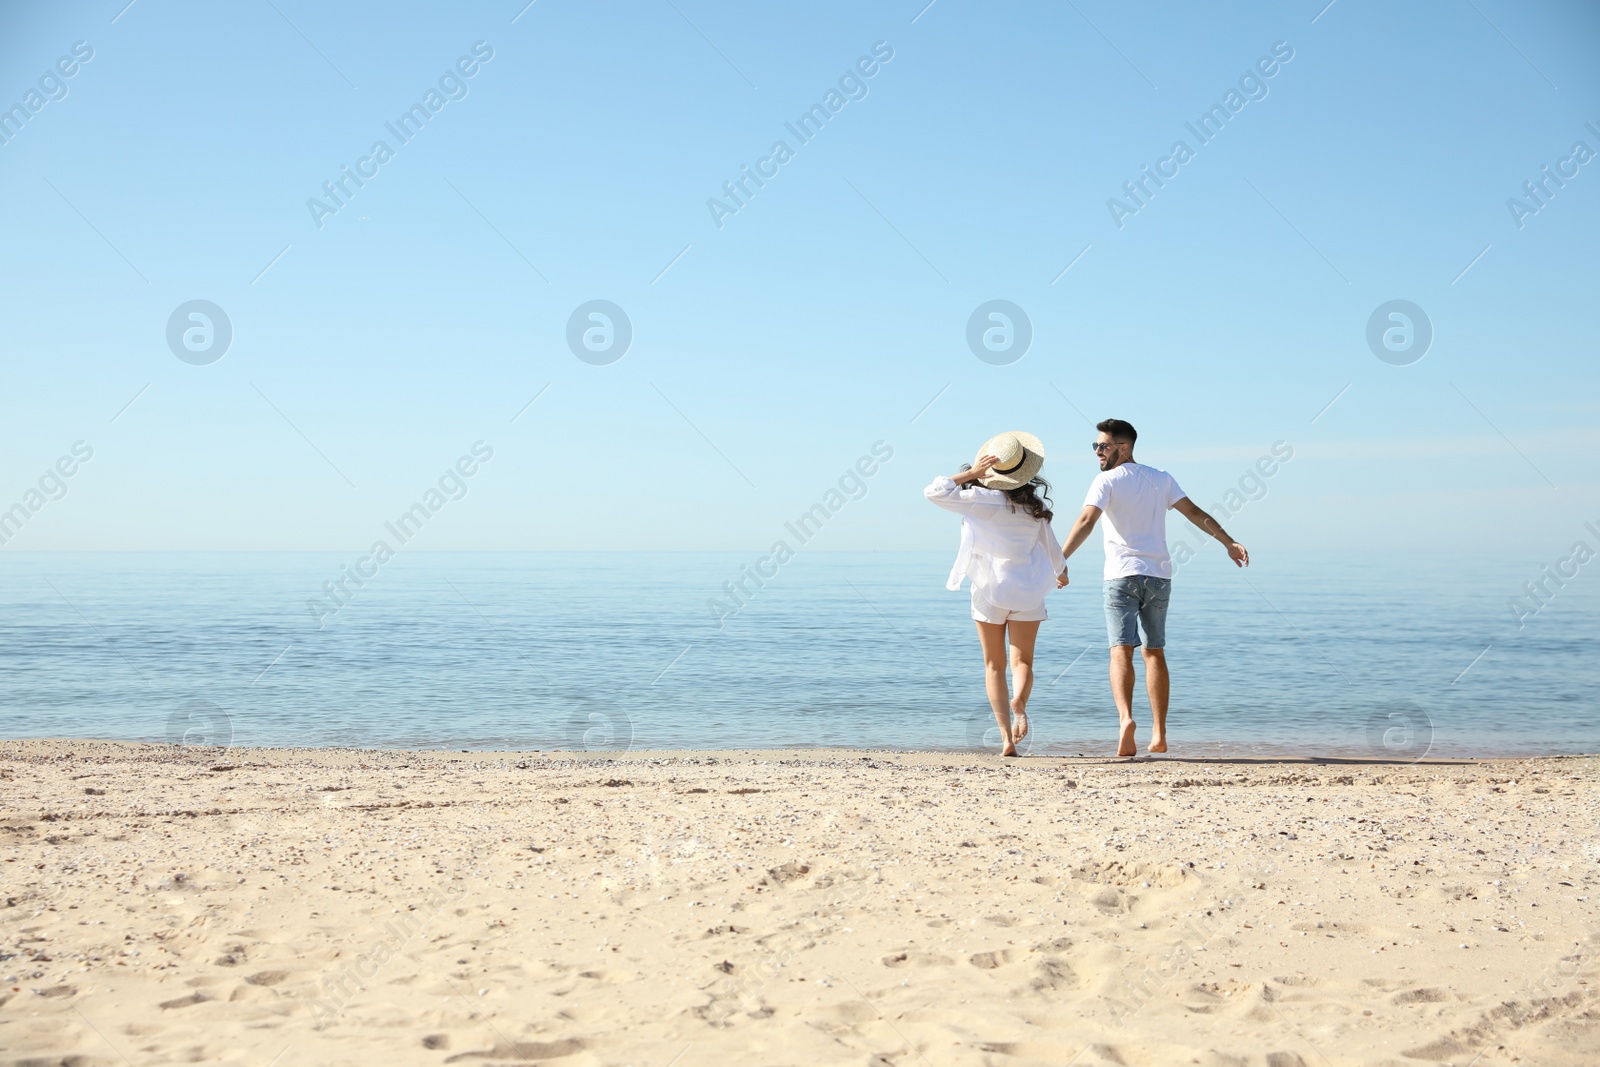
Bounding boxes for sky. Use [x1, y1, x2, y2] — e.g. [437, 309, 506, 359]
[1, 0, 1597, 560]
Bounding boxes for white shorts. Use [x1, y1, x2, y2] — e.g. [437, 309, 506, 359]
[971, 589, 1047, 625]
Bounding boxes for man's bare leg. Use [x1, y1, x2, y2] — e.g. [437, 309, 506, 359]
[976, 620, 1017, 756]
[1110, 644, 1137, 756]
[1007, 620, 1041, 742]
[1142, 647, 1169, 753]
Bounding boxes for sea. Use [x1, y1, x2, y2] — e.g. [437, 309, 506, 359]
[1, 551, 1596, 759]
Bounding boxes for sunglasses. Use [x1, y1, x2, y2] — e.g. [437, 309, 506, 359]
[1091, 441, 1124, 453]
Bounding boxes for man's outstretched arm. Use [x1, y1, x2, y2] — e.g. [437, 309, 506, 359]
[1172, 497, 1249, 567]
[1056, 505, 1102, 586]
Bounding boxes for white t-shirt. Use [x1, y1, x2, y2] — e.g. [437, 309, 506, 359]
[1083, 463, 1187, 580]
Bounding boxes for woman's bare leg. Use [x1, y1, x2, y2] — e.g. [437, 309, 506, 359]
[975, 620, 1016, 756]
[1007, 620, 1041, 742]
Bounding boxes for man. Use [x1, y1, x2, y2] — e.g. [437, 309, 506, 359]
[1057, 419, 1249, 757]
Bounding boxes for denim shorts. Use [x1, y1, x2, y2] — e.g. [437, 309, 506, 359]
[1104, 576, 1172, 648]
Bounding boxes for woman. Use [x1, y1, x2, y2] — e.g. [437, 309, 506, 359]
[925, 432, 1064, 757]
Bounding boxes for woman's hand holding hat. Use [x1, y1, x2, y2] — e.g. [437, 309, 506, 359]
[954, 455, 999, 484]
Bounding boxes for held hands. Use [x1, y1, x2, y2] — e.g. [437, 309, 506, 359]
[1056, 565, 1069, 588]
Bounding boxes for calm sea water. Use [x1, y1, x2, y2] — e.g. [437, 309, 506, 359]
[1, 552, 1595, 758]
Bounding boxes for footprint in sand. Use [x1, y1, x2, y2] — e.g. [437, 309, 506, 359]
[575, 968, 637, 984]
[443, 1037, 584, 1062]
[824, 1000, 878, 1026]
[968, 949, 1013, 969]
[1028, 957, 1076, 991]
[245, 970, 290, 986]
[1090, 887, 1128, 913]
[882, 950, 953, 968]
[158, 991, 212, 1010]
[1265, 1053, 1310, 1067]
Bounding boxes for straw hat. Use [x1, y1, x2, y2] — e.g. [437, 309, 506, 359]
[974, 431, 1045, 490]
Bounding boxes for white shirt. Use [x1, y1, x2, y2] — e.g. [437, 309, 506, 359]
[1083, 462, 1188, 580]
[925, 476, 1065, 611]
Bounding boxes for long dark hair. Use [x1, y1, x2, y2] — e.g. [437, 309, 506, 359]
[1006, 477, 1053, 521]
[960, 466, 1054, 521]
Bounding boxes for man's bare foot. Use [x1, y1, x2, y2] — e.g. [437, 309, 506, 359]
[1148, 736, 1167, 754]
[1001, 744, 1019, 757]
[1011, 702, 1028, 741]
[1117, 719, 1137, 757]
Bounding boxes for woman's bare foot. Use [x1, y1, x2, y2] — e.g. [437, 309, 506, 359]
[996, 722, 1018, 757]
[1117, 719, 1137, 757]
[1148, 734, 1167, 754]
[1011, 700, 1028, 742]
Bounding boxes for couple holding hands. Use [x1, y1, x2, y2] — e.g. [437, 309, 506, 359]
[925, 420, 1249, 758]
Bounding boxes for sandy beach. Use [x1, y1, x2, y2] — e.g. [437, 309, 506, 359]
[1, 740, 1595, 1066]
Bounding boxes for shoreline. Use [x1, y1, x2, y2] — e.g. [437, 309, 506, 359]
[3, 740, 1595, 1064]
[5, 738, 1598, 763]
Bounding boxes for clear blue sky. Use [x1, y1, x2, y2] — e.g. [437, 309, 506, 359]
[2, 0, 1596, 558]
